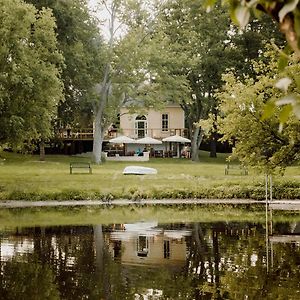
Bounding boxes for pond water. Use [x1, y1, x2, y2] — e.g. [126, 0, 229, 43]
[0, 212, 300, 299]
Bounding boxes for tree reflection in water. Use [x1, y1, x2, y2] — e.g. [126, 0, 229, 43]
[0, 220, 299, 299]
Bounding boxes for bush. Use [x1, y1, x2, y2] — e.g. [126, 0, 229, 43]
[2, 179, 299, 201]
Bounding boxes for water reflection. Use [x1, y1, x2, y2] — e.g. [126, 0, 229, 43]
[108, 222, 191, 267]
[0, 220, 299, 299]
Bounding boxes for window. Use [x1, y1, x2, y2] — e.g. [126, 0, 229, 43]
[137, 235, 149, 257]
[135, 115, 147, 138]
[162, 114, 169, 131]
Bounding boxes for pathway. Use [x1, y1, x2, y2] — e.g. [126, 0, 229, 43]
[0, 199, 299, 209]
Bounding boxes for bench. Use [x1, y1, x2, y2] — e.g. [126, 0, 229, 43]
[70, 162, 92, 174]
[225, 163, 248, 175]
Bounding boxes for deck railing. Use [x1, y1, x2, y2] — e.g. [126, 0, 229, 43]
[56, 128, 188, 140]
[56, 128, 93, 140]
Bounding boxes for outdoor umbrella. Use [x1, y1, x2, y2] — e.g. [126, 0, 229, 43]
[109, 135, 136, 156]
[162, 135, 191, 158]
[162, 135, 191, 143]
[135, 137, 162, 156]
[109, 135, 136, 144]
[135, 137, 162, 145]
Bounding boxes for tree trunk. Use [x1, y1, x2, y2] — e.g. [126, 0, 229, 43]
[92, 111, 103, 164]
[210, 105, 218, 158]
[94, 224, 111, 299]
[212, 230, 220, 288]
[209, 132, 217, 158]
[191, 126, 203, 161]
[94, 225, 104, 273]
[39, 141, 45, 161]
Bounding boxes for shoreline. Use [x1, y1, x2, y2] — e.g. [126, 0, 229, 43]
[0, 199, 300, 209]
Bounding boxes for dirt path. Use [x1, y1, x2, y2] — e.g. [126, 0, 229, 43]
[0, 199, 299, 209]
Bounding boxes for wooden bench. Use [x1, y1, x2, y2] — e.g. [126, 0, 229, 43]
[225, 163, 248, 175]
[70, 162, 92, 174]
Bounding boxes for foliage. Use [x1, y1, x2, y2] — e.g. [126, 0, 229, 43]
[25, 0, 105, 129]
[206, 0, 300, 55]
[206, 0, 300, 120]
[147, 0, 285, 161]
[218, 50, 300, 173]
[0, 259, 60, 299]
[147, 1, 232, 160]
[91, 0, 184, 163]
[0, 0, 63, 149]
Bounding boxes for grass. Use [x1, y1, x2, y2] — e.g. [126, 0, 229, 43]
[0, 205, 300, 228]
[0, 151, 300, 201]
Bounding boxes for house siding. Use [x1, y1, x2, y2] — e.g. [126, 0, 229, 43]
[120, 105, 185, 139]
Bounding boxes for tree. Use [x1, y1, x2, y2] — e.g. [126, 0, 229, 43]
[0, 0, 63, 150]
[218, 50, 300, 173]
[25, 0, 105, 130]
[91, 0, 173, 163]
[148, 0, 234, 161]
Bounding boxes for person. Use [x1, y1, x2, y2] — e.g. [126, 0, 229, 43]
[186, 145, 191, 158]
[136, 148, 143, 156]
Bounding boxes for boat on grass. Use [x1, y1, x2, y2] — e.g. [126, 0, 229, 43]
[123, 166, 157, 175]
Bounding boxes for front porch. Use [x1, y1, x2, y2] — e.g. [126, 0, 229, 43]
[51, 127, 190, 158]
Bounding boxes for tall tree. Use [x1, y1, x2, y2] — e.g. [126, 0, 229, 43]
[0, 0, 63, 150]
[151, 0, 286, 160]
[25, 0, 105, 130]
[91, 0, 174, 163]
[150, 0, 233, 161]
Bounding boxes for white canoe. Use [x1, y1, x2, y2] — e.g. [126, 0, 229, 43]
[123, 166, 157, 175]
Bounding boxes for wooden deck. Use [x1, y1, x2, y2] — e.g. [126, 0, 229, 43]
[55, 128, 188, 141]
[270, 235, 300, 243]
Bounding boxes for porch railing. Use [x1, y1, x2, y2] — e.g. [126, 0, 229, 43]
[56, 128, 188, 140]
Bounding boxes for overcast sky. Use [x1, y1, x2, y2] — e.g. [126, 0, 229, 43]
[88, 0, 124, 40]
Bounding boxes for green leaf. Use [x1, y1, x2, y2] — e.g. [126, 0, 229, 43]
[279, 104, 293, 123]
[278, 55, 288, 71]
[294, 74, 300, 88]
[294, 12, 300, 48]
[261, 101, 275, 120]
[278, 53, 289, 71]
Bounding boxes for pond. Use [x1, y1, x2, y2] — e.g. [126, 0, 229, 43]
[0, 206, 300, 299]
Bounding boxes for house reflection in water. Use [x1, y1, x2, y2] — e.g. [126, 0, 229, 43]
[106, 222, 191, 267]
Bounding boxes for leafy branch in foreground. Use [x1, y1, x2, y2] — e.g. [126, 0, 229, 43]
[205, 0, 300, 120]
[206, 0, 300, 56]
[218, 51, 300, 173]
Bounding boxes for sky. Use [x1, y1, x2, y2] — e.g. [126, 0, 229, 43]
[88, 0, 124, 40]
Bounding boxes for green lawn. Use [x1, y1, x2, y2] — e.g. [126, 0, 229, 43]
[0, 151, 299, 201]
